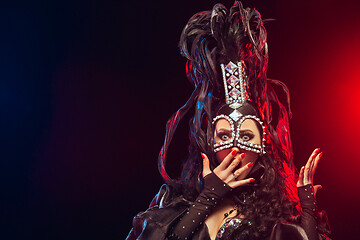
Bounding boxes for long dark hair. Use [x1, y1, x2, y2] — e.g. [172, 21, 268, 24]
[159, 1, 302, 238]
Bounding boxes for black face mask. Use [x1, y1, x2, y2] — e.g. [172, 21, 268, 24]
[212, 102, 265, 154]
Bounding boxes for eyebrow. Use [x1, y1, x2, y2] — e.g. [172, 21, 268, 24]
[216, 128, 232, 133]
[239, 129, 254, 133]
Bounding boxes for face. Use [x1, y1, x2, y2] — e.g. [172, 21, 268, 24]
[214, 118, 261, 179]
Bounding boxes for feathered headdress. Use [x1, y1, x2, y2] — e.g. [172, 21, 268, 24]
[159, 1, 293, 183]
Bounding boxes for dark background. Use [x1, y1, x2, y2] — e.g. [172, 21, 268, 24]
[1, 0, 360, 239]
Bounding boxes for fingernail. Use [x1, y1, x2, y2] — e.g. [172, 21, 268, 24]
[250, 178, 255, 182]
[201, 153, 205, 159]
[231, 150, 237, 155]
[248, 162, 253, 167]
[319, 185, 323, 189]
[240, 153, 246, 158]
[319, 152, 323, 158]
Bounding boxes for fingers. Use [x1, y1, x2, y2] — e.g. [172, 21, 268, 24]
[210, 148, 255, 187]
[233, 162, 253, 179]
[309, 150, 323, 185]
[312, 152, 322, 179]
[227, 153, 246, 173]
[297, 166, 305, 187]
[201, 153, 211, 178]
[298, 148, 324, 187]
[229, 177, 255, 189]
[313, 185, 322, 196]
[304, 148, 320, 183]
[217, 149, 239, 171]
[228, 162, 255, 188]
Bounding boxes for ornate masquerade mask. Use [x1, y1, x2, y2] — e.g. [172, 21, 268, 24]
[213, 61, 266, 154]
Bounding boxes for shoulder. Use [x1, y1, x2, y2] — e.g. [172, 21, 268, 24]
[127, 183, 190, 239]
[148, 182, 186, 208]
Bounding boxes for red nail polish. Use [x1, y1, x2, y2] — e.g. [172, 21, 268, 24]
[250, 178, 255, 182]
[248, 162, 253, 167]
[201, 153, 205, 159]
[231, 150, 237, 155]
[241, 153, 246, 158]
[319, 152, 323, 158]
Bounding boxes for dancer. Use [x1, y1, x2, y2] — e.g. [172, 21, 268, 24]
[127, 1, 330, 239]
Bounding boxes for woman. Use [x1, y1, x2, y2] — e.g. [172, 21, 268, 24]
[127, 1, 331, 239]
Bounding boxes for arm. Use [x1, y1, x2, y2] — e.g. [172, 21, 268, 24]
[169, 150, 255, 240]
[297, 148, 328, 240]
[298, 184, 319, 240]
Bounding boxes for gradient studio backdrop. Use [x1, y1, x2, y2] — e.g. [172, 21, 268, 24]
[1, 0, 359, 239]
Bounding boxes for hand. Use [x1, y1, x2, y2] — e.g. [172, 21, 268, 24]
[201, 150, 255, 189]
[297, 148, 323, 195]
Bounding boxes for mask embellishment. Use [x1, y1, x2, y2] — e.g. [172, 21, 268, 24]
[214, 61, 266, 154]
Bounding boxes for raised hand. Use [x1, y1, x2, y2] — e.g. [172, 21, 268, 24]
[297, 148, 323, 195]
[201, 149, 255, 189]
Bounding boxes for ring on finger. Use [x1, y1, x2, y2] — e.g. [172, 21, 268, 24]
[233, 172, 239, 179]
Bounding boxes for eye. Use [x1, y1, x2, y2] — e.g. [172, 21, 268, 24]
[240, 132, 254, 141]
[219, 133, 231, 141]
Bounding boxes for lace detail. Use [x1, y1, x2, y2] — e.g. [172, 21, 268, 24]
[216, 218, 252, 239]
